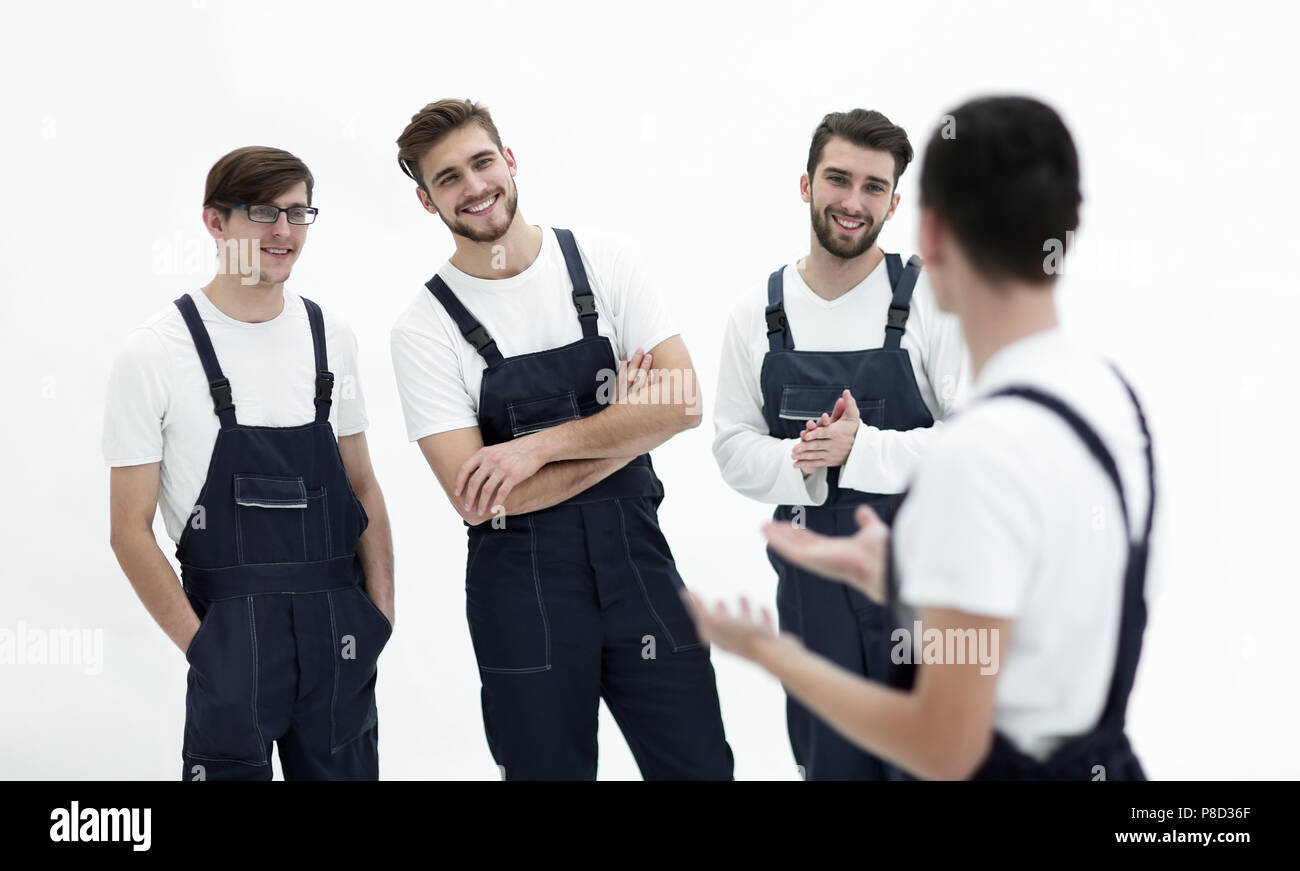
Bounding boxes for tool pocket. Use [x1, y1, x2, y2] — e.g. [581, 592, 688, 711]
[305, 487, 331, 562]
[464, 519, 551, 673]
[617, 499, 703, 653]
[182, 596, 267, 766]
[857, 398, 886, 428]
[234, 474, 307, 565]
[329, 584, 392, 752]
[507, 391, 580, 437]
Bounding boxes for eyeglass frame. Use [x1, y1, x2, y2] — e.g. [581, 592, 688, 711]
[230, 203, 320, 225]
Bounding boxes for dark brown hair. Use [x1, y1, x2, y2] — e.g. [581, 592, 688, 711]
[919, 96, 1081, 284]
[807, 109, 914, 190]
[396, 98, 505, 195]
[203, 146, 314, 220]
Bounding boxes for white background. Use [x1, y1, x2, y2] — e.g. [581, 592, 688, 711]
[1, 0, 1296, 780]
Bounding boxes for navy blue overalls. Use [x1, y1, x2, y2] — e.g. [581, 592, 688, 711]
[173, 292, 390, 781]
[883, 368, 1155, 780]
[425, 228, 733, 781]
[759, 253, 934, 781]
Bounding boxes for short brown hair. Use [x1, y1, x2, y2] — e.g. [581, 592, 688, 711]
[203, 146, 314, 220]
[807, 110, 914, 191]
[396, 98, 504, 194]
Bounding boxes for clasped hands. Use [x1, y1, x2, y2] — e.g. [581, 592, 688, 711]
[790, 388, 862, 472]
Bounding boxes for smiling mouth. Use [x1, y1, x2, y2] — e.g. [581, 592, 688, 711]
[261, 246, 292, 258]
[462, 193, 500, 215]
[831, 214, 866, 231]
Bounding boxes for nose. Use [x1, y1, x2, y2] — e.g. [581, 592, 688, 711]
[268, 211, 292, 238]
[839, 191, 867, 218]
[463, 173, 491, 204]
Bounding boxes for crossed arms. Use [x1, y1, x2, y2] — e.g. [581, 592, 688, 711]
[417, 336, 701, 524]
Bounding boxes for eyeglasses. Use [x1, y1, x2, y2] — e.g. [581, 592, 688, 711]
[232, 204, 320, 225]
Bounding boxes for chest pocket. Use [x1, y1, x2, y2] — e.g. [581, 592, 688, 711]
[779, 384, 887, 428]
[507, 391, 581, 437]
[233, 474, 330, 564]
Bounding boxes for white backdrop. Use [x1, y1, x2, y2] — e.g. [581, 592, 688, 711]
[2, 0, 1296, 780]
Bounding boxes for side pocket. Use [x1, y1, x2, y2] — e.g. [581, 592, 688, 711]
[234, 474, 307, 565]
[329, 585, 392, 753]
[507, 391, 581, 437]
[463, 518, 551, 673]
[182, 597, 266, 765]
[616, 499, 702, 654]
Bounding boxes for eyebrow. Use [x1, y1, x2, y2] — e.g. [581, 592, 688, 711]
[430, 150, 497, 184]
[822, 166, 892, 187]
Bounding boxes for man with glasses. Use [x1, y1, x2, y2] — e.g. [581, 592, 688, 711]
[104, 146, 395, 780]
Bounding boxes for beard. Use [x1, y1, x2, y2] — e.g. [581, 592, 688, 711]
[810, 201, 882, 260]
[442, 178, 520, 243]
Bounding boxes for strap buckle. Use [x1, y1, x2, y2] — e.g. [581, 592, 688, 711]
[573, 292, 597, 317]
[765, 308, 787, 335]
[886, 306, 909, 331]
[465, 325, 494, 352]
[315, 371, 335, 405]
[209, 377, 234, 415]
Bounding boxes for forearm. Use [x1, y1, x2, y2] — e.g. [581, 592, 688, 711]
[838, 420, 945, 495]
[110, 530, 197, 654]
[755, 634, 945, 779]
[530, 399, 696, 463]
[471, 455, 633, 522]
[714, 427, 829, 506]
[353, 481, 394, 618]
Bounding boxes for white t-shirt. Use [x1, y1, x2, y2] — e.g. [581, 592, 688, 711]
[712, 256, 971, 506]
[101, 288, 368, 543]
[892, 327, 1156, 762]
[390, 226, 678, 442]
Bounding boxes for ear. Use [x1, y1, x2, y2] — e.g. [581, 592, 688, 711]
[202, 206, 226, 242]
[799, 173, 811, 204]
[504, 146, 518, 177]
[416, 186, 439, 216]
[918, 207, 943, 267]
[884, 191, 901, 221]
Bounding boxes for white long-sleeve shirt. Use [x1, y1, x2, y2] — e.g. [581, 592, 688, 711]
[712, 256, 970, 506]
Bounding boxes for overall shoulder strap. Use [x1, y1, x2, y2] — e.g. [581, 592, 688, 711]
[883, 254, 922, 351]
[424, 274, 504, 366]
[552, 228, 599, 339]
[986, 375, 1155, 734]
[764, 266, 793, 350]
[299, 297, 334, 423]
[173, 293, 237, 428]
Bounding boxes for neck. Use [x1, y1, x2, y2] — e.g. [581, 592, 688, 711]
[201, 273, 285, 323]
[798, 239, 884, 300]
[963, 278, 1060, 378]
[449, 213, 543, 279]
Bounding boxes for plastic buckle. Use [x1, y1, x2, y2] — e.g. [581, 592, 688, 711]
[887, 306, 909, 331]
[466, 325, 493, 352]
[765, 307, 787, 335]
[315, 371, 335, 405]
[573, 293, 597, 317]
[210, 377, 234, 415]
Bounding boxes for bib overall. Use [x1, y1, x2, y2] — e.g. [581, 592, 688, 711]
[759, 254, 933, 780]
[425, 228, 733, 780]
[173, 293, 390, 781]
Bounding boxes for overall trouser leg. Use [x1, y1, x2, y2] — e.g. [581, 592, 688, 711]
[586, 498, 734, 781]
[469, 509, 603, 780]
